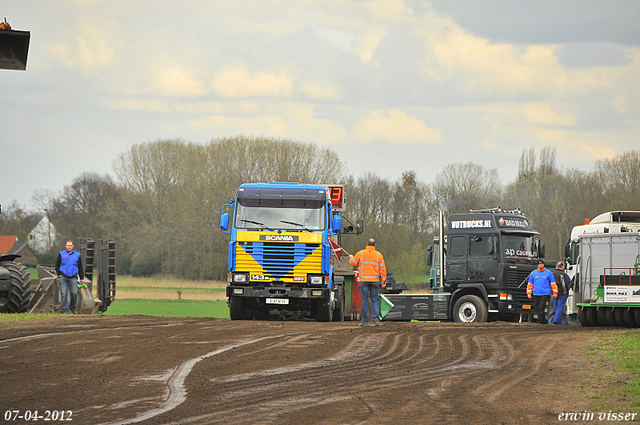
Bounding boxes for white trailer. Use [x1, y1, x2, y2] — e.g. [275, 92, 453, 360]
[568, 232, 640, 327]
[564, 211, 640, 318]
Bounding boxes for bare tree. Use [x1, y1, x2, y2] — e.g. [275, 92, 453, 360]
[432, 162, 503, 215]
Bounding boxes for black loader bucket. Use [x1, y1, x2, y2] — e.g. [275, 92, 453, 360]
[0, 19, 30, 70]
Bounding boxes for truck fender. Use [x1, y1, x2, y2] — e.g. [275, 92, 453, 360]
[450, 284, 489, 306]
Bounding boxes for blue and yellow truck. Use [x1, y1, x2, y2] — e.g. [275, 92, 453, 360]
[220, 182, 348, 321]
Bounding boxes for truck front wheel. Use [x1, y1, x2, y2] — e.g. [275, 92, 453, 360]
[229, 296, 248, 320]
[316, 299, 333, 322]
[453, 295, 488, 323]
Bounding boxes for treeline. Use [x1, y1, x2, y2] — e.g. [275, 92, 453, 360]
[3, 136, 639, 283]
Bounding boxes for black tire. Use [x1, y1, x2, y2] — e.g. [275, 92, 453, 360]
[613, 308, 626, 327]
[605, 308, 617, 326]
[316, 299, 333, 322]
[578, 306, 591, 326]
[622, 309, 637, 328]
[634, 309, 640, 328]
[585, 307, 600, 326]
[597, 307, 615, 327]
[332, 287, 345, 322]
[0, 261, 33, 313]
[453, 295, 488, 323]
[228, 296, 247, 320]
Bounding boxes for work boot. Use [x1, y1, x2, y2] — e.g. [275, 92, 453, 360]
[358, 322, 367, 327]
[374, 318, 382, 326]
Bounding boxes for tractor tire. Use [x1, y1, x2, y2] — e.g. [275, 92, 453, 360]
[622, 309, 637, 328]
[613, 308, 626, 327]
[585, 307, 600, 326]
[453, 295, 488, 323]
[0, 261, 33, 313]
[577, 306, 591, 326]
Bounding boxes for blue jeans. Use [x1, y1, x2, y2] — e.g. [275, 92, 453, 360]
[59, 275, 78, 313]
[553, 295, 568, 324]
[360, 281, 380, 323]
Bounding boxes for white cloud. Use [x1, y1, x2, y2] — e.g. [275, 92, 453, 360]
[365, 0, 413, 22]
[297, 82, 341, 100]
[212, 68, 293, 99]
[530, 127, 619, 161]
[354, 27, 387, 62]
[49, 22, 122, 73]
[522, 103, 577, 127]
[419, 20, 563, 96]
[148, 66, 207, 97]
[355, 110, 442, 144]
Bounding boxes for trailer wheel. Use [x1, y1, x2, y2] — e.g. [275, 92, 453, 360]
[596, 307, 615, 327]
[634, 309, 640, 329]
[577, 306, 590, 326]
[585, 307, 599, 326]
[613, 308, 626, 327]
[453, 295, 488, 323]
[316, 299, 333, 322]
[622, 309, 637, 328]
[0, 261, 33, 313]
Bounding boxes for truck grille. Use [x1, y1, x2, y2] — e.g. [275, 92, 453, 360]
[237, 242, 322, 281]
[505, 269, 531, 303]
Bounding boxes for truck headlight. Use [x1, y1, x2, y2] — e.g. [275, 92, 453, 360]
[233, 288, 244, 295]
[233, 274, 247, 283]
[312, 290, 323, 296]
[309, 276, 323, 284]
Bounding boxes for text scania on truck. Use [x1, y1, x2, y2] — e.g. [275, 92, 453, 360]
[220, 182, 347, 322]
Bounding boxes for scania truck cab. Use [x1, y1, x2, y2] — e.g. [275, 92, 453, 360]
[220, 182, 345, 321]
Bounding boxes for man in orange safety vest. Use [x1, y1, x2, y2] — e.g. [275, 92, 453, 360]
[349, 238, 387, 327]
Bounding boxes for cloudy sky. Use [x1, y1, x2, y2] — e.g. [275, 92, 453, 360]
[2, 0, 639, 209]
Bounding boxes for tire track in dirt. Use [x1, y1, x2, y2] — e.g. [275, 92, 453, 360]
[1, 318, 604, 425]
[153, 329, 524, 424]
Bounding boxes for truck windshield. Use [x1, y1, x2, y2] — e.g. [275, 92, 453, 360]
[502, 235, 537, 262]
[235, 201, 325, 231]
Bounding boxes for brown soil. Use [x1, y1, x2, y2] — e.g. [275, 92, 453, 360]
[0, 316, 622, 424]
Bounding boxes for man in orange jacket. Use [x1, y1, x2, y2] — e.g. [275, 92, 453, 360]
[349, 238, 387, 327]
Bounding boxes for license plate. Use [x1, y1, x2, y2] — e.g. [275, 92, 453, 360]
[266, 298, 289, 305]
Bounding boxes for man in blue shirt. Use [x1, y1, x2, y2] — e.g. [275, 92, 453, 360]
[527, 260, 558, 324]
[551, 261, 572, 325]
[55, 240, 85, 314]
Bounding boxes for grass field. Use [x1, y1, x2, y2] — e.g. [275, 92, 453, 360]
[104, 299, 229, 318]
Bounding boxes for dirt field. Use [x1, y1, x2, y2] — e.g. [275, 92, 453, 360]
[0, 316, 627, 424]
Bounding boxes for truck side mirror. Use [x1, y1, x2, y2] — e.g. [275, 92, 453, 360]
[356, 220, 364, 235]
[220, 212, 230, 232]
[332, 212, 342, 234]
[426, 250, 433, 266]
[564, 243, 570, 258]
[539, 242, 546, 258]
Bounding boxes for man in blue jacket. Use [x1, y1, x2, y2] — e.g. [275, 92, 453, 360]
[527, 260, 558, 324]
[55, 240, 85, 314]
